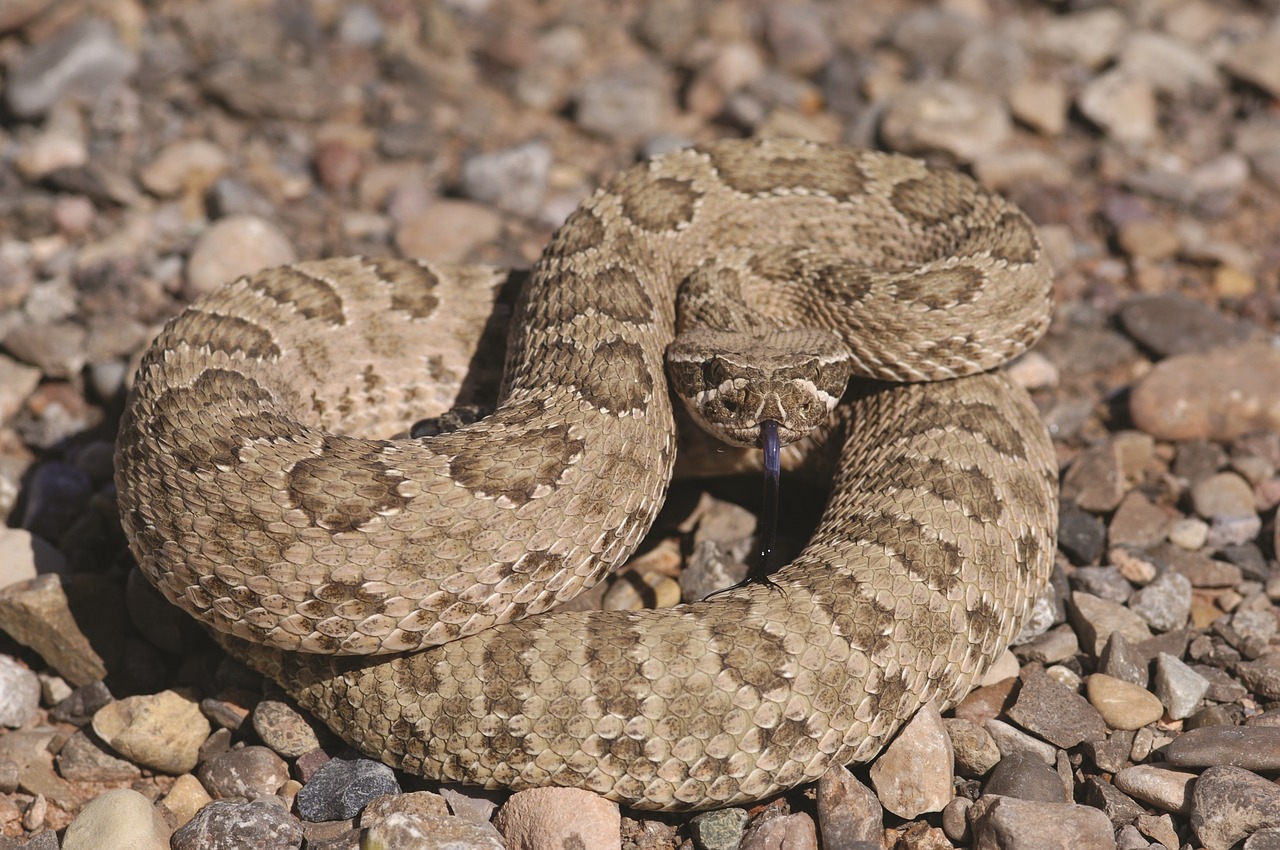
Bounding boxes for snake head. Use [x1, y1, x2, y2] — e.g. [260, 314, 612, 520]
[666, 328, 853, 448]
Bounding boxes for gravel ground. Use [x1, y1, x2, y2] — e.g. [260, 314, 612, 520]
[1, 0, 1279, 848]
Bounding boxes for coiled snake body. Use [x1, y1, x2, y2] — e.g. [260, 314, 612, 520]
[115, 139, 1057, 811]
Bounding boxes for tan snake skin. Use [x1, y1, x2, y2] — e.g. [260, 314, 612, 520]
[114, 138, 1058, 810]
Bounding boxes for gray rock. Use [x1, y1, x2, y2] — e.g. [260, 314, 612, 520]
[1118, 294, 1255, 360]
[1166, 724, 1280, 772]
[459, 140, 553, 219]
[55, 729, 141, 782]
[1191, 765, 1280, 850]
[1070, 566, 1132, 604]
[1246, 828, 1280, 850]
[1062, 443, 1125, 513]
[252, 700, 321, 759]
[879, 80, 1011, 162]
[362, 811, 503, 850]
[984, 718, 1058, 766]
[1078, 70, 1156, 145]
[984, 751, 1066, 803]
[740, 812, 818, 850]
[688, 808, 750, 850]
[0, 655, 39, 728]
[969, 795, 1116, 850]
[763, 4, 833, 76]
[295, 756, 400, 821]
[336, 4, 384, 47]
[1007, 671, 1106, 749]
[1238, 652, 1280, 700]
[952, 33, 1026, 94]
[1117, 31, 1220, 98]
[1058, 505, 1107, 565]
[1082, 777, 1143, 826]
[575, 66, 671, 141]
[1014, 624, 1079, 666]
[198, 745, 290, 800]
[6, 18, 138, 118]
[1107, 491, 1171, 549]
[1070, 592, 1153, 656]
[171, 799, 302, 850]
[1099, 632, 1148, 687]
[1033, 7, 1127, 69]
[1128, 571, 1191, 632]
[1151, 653, 1208, 721]
[1082, 729, 1136, 773]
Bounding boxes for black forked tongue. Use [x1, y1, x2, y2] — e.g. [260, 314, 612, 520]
[757, 419, 782, 588]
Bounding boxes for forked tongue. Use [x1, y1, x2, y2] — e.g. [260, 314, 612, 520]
[759, 419, 780, 571]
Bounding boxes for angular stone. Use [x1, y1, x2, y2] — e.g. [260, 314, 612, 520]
[1191, 765, 1280, 850]
[1152, 652, 1209, 720]
[869, 703, 954, 818]
[1007, 671, 1106, 748]
[969, 795, 1116, 850]
[1069, 592, 1153, 656]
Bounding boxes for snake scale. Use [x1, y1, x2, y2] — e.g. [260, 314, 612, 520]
[114, 138, 1058, 811]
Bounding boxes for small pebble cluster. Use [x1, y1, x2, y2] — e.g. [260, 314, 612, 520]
[0, 0, 1279, 849]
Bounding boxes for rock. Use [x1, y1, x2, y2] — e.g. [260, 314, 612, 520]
[969, 795, 1116, 850]
[50, 680, 113, 725]
[879, 80, 1011, 162]
[1077, 71, 1156, 145]
[1246, 829, 1280, 850]
[61, 788, 170, 850]
[1113, 764, 1195, 814]
[1117, 31, 1220, 98]
[1070, 566, 1132, 604]
[984, 751, 1066, 803]
[55, 730, 141, 782]
[1152, 653, 1209, 720]
[170, 799, 302, 850]
[1014, 624, 1079, 666]
[984, 719, 1057, 766]
[337, 5, 385, 47]
[493, 787, 622, 850]
[1083, 728, 1136, 773]
[1107, 492, 1171, 549]
[395, 200, 503, 263]
[1238, 652, 1280, 700]
[202, 59, 332, 121]
[942, 796, 972, 844]
[139, 139, 230, 198]
[0, 573, 117, 687]
[1145, 544, 1242, 588]
[740, 812, 818, 850]
[1128, 571, 1191, 632]
[359, 791, 450, 827]
[294, 757, 400, 821]
[574, 66, 671, 141]
[687, 808, 750, 850]
[92, 690, 210, 774]
[816, 765, 882, 847]
[1191, 765, 1280, 850]
[362, 811, 504, 850]
[1131, 344, 1280, 441]
[1069, 592, 1153, 655]
[459, 141, 553, 219]
[1033, 7, 1127, 69]
[186, 215, 297, 297]
[0, 355, 42, 426]
[4, 321, 87, 379]
[6, 18, 139, 118]
[157, 774, 212, 829]
[252, 700, 321, 759]
[1191, 471, 1257, 519]
[952, 33, 1026, 94]
[0, 655, 39, 728]
[1062, 442, 1125, 513]
[1099, 632, 1148, 687]
[1082, 777, 1143, 826]
[1118, 294, 1254, 358]
[1007, 671, 1106, 749]
[868, 702, 954, 818]
[198, 746, 290, 800]
[1086, 674, 1164, 731]
[1222, 33, 1280, 99]
[1165, 725, 1280, 772]
[764, 4, 833, 76]
[1008, 78, 1068, 136]
[1057, 505, 1107, 565]
[1168, 518, 1209, 550]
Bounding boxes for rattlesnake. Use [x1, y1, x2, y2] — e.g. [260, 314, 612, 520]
[114, 138, 1058, 811]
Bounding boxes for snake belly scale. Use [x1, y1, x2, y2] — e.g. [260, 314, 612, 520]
[114, 138, 1058, 811]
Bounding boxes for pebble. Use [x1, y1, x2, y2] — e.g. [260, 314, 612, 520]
[983, 751, 1066, 803]
[1128, 571, 1191, 632]
[0, 573, 112, 686]
[359, 791, 450, 827]
[1077, 71, 1157, 145]
[739, 812, 818, 850]
[1107, 491, 1170, 549]
[252, 700, 321, 758]
[879, 80, 1010, 162]
[867, 703, 954, 819]
[968, 795, 1116, 850]
[1191, 471, 1258, 519]
[170, 799, 302, 850]
[1222, 32, 1280, 99]
[1082, 777, 1143, 826]
[1237, 652, 1280, 700]
[1190, 765, 1280, 850]
[1152, 653, 1209, 720]
[1166, 725, 1280, 772]
[1070, 566, 1132, 605]
[815, 765, 883, 847]
[202, 60, 331, 122]
[1246, 829, 1280, 850]
[1069, 592, 1153, 655]
[1168, 518, 1209, 550]
[55, 729, 141, 782]
[459, 140, 553, 219]
[138, 139, 230, 198]
[1099, 633, 1147, 688]
[574, 66, 670, 141]
[6, 18, 139, 118]
[60, 788, 170, 850]
[0, 655, 39, 728]
[91, 689, 210, 774]
[158, 773, 213, 829]
[294, 757, 400, 821]
[4, 320, 86, 380]
[1117, 31, 1220, 98]
[983, 718, 1058, 766]
[198, 745, 290, 800]
[0, 354, 42, 425]
[1113, 765, 1195, 814]
[337, 5, 384, 47]
[941, 796, 971, 844]
[1007, 671, 1106, 749]
[764, 4, 833, 76]
[1130, 344, 1280, 441]
[362, 811, 504, 850]
[1014, 624, 1078, 666]
[1086, 674, 1164, 731]
[1057, 505, 1107, 565]
[395, 200, 503, 263]
[1008, 78, 1068, 136]
[186, 215, 297, 297]
[1062, 442, 1125, 513]
[1033, 7, 1127, 69]
[687, 808, 750, 850]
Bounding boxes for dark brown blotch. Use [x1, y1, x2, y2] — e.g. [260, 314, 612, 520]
[847, 510, 964, 595]
[905, 398, 1028, 460]
[570, 338, 653, 413]
[967, 212, 1041, 265]
[286, 436, 410, 532]
[545, 264, 654, 325]
[893, 266, 986, 310]
[614, 172, 700, 232]
[545, 206, 606, 257]
[172, 309, 281, 360]
[705, 142, 869, 201]
[370, 258, 441, 319]
[889, 170, 979, 225]
[248, 266, 345, 325]
[443, 420, 585, 506]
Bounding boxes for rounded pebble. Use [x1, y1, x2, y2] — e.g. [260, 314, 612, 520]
[1087, 674, 1165, 731]
[171, 799, 302, 850]
[61, 788, 170, 850]
[186, 215, 297, 297]
[92, 689, 210, 774]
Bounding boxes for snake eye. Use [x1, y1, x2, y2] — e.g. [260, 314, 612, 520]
[701, 359, 727, 388]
